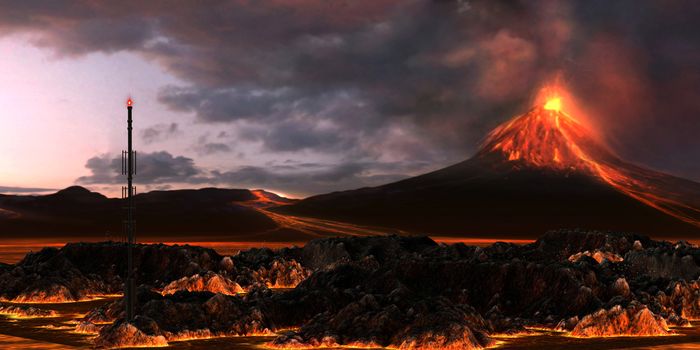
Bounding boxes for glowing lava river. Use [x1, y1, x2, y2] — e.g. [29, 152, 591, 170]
[0, 296, 285, 349]
[1, 302, 699, 349]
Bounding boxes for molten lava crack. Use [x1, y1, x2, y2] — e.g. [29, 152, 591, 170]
[568, 250, 624, 264]
[0, 304, 57, 318]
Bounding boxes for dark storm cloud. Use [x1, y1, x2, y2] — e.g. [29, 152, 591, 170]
[76, 151, 412, 195]
[157, 86, 293, 122]
[76, 151, 206, 185]
[0, 1, 157, 55]
[192, 134, 233, 156]
[141, 123, 182, 144]
[4, 0, 700, 192]
[144, 0, 577, 163]
[196, 142, 232, 156]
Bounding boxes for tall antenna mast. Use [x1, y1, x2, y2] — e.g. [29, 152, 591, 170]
[122, 98, 137, 322]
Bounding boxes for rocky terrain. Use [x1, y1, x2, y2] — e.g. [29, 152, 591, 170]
[0, 241, 309, 303]
[2, 230, 699, 349]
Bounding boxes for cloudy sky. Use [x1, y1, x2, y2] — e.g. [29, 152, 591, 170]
[0, 0, 698, 198]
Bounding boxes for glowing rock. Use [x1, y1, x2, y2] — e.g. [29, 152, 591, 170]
[94, 319, 168, 348]
[571, 304, 670, 337]
[568, 250, 624, 264]
[161, 272, 243, 296]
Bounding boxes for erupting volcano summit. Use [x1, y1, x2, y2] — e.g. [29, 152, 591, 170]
[280, 86, 700, 238]
[479, 90, 700, 229]
[479, 96, 611, 171]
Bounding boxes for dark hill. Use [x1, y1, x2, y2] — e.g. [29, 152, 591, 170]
[276, 157, 700, 238]
[0, 187, 276, 238]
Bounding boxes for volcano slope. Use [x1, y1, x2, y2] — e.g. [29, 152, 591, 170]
[277, 103, 700, 239]
[7, 230, 696, 349]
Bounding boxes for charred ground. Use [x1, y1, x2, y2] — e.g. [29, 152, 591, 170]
[2, 230, 700, 349]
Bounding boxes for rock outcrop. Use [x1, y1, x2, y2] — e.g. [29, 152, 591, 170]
[271, 296, 494, 350]
[568, 250, 624, 264]
[95, 318, 168, 348]
[0, 242, 219, 302]
[93, 289, 276, 348]
[161, 272, 243, 295]
[571, 304, 670, 337]
[0, 241, 312, 303]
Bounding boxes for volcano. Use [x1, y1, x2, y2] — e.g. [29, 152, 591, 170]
[278, 93, 700, 238]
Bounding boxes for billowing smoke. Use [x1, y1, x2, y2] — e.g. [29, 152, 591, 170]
[1, 0, 698, 194]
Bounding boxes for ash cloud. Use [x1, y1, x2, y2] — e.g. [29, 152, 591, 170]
[141, 123, 182, 144]
[196, 143, 231, 156]
[193, 134, 233, 156]
[3, 0, 700, 193]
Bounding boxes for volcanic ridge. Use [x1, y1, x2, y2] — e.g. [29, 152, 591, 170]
[279, 93, 700, 238]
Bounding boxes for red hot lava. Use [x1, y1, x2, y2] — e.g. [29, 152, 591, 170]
[478, 84, 700, 228]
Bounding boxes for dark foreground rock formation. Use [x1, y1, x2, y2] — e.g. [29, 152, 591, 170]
[3, 230, 700, 349]
[0, 242, 309, 302]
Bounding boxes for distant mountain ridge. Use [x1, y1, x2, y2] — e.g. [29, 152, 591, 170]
[0, 186, 280, 239]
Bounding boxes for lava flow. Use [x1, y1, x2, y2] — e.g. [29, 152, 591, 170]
[478, 84, 700, 228]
